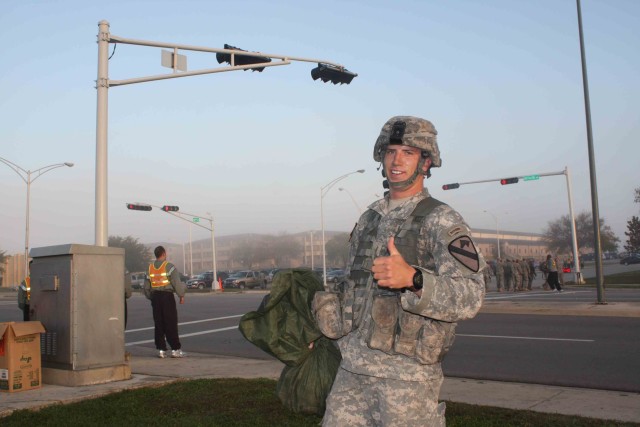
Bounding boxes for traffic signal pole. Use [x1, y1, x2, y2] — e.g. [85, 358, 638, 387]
[96, 20, 357, 248]
[443, 167, 585, 287]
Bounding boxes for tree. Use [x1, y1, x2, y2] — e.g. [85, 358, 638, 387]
[624, 216, 640, 254]
[325, 233, 351, 268]
[542, 211, 619, 254]
[109, 235, 151, 273]
[0, 249, 6, 273]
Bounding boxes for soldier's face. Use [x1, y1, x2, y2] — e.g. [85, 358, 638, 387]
[383, 145, 430, 197]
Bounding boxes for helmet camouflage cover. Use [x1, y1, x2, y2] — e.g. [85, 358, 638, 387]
[373, 116, 442, 168]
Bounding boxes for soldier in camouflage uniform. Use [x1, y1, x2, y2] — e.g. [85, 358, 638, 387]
[495, 258, 504, 292]
[521, 259, 529, 291]
[527, 259, 537, 290]
[503, 259, 513, 291]
[482, 264, 493, 292]
[513, 259, 522, 291]
[313, 116, 485, 427]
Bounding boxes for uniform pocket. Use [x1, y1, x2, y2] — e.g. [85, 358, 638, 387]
[367, 295, 398, 353]
[393, 310, 423, 357]
[416, 320, 456, 364]
[312, 291, 344, 339]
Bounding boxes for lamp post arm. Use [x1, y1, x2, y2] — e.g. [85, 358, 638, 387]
[29, 163, 73, 184]
[0, 157, 28, 184]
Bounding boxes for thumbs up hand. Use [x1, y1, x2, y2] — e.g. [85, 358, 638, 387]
[372, 237, 414, 289]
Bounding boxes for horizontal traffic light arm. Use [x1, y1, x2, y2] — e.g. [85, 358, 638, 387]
[125, 201, 214, 232]
[439, 169, 566, 190]
[107, 34, 356, 87]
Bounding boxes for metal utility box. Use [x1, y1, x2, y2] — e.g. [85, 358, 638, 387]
[29, 244, 130, 385]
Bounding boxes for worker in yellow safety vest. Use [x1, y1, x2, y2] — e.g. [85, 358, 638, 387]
[144, 246, 187, 358]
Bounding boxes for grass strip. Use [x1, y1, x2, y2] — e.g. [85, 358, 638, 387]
[2, 378, 637, 426]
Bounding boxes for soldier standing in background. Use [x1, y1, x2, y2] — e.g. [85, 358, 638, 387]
[503, 259, 513, 292]
[527, 259, 536, 290]
[482, 264, 493, 292]
[521, 258, 530, 291]
[513, 259, 522, 292]
[495, 258, 504, 292]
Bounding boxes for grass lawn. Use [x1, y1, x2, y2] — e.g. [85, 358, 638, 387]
[2, 378, 637, 426]
[571, 269, 640, 287]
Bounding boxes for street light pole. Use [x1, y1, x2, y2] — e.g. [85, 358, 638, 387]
[0, 157, 74, 276]
[483, 210, 500, 259]
[321, 169, 365, 288]
[576, 0, 604, 302]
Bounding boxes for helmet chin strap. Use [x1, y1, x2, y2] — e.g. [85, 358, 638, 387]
[383, 157, 425, 190]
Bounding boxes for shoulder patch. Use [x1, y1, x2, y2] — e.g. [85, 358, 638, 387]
[447, 225, 464, 238]
[448, 236, 480, 272]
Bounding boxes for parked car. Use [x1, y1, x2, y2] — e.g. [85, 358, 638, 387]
[619, 254, 640, 265]
[130, 272, 146, 290]
[325, 269, 346, 283]
[223, 270, 266, 289]
[187, 274, 207, 289]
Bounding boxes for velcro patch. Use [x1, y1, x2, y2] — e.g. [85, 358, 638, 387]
[448, 236, 479, 272]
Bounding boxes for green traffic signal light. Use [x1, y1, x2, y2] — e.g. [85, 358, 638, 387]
[216, 44, 272, 72]
[311, 63, 357, 85]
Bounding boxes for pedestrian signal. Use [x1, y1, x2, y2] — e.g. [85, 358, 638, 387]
[216, 44, 272, 72]
[442, 183, 460, 190]
[311, 63, 358, 85]
[162, 205, 179, 212]
[500, 177, 519, 185]
[126, 203, 152, 211]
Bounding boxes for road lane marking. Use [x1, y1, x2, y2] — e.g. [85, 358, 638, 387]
[125, 314, 243, 333]
[457, 334, 593, 342]
[485, 291, 584, 300]
[126, 326, 238, 346]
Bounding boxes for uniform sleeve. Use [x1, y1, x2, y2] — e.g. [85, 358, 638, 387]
[169, 265, 186, 297]
[401, 206, 486, 322]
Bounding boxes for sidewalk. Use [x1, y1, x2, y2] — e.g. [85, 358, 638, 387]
[1, 292, 640, 423]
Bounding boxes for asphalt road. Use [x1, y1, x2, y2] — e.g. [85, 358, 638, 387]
[117, 289, 639, 393]
[1, 283, 639, 393]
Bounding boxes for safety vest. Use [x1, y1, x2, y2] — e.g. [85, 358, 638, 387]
[148, 261, 170, 288]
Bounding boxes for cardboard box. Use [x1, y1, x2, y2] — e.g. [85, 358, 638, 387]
[0, 321, 46, 392]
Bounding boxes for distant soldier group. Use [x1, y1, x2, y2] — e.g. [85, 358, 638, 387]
[484, 258, 537, 292]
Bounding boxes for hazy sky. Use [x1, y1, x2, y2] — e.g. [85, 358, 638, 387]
[1, 0, 638, 255]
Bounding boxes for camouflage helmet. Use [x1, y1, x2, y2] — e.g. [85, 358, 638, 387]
[373, 116, 442, 167]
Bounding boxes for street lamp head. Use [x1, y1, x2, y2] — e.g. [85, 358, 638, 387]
[64, 162, 74, 167]
[357, 169, 365, 173]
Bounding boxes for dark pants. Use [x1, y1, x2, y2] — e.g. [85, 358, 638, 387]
[23, 304, 30, 321]
[548, 272, 562, 291]
[151, 291, 181, 351]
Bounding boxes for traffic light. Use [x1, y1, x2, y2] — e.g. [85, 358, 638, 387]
[442, 183, 460, 190]
[126, 203, 152, 211]
[500, 177, 519, 185]
[311, 63, 358, 85]
[216, 44, 272, 72]
[162, 205, 179, 212]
